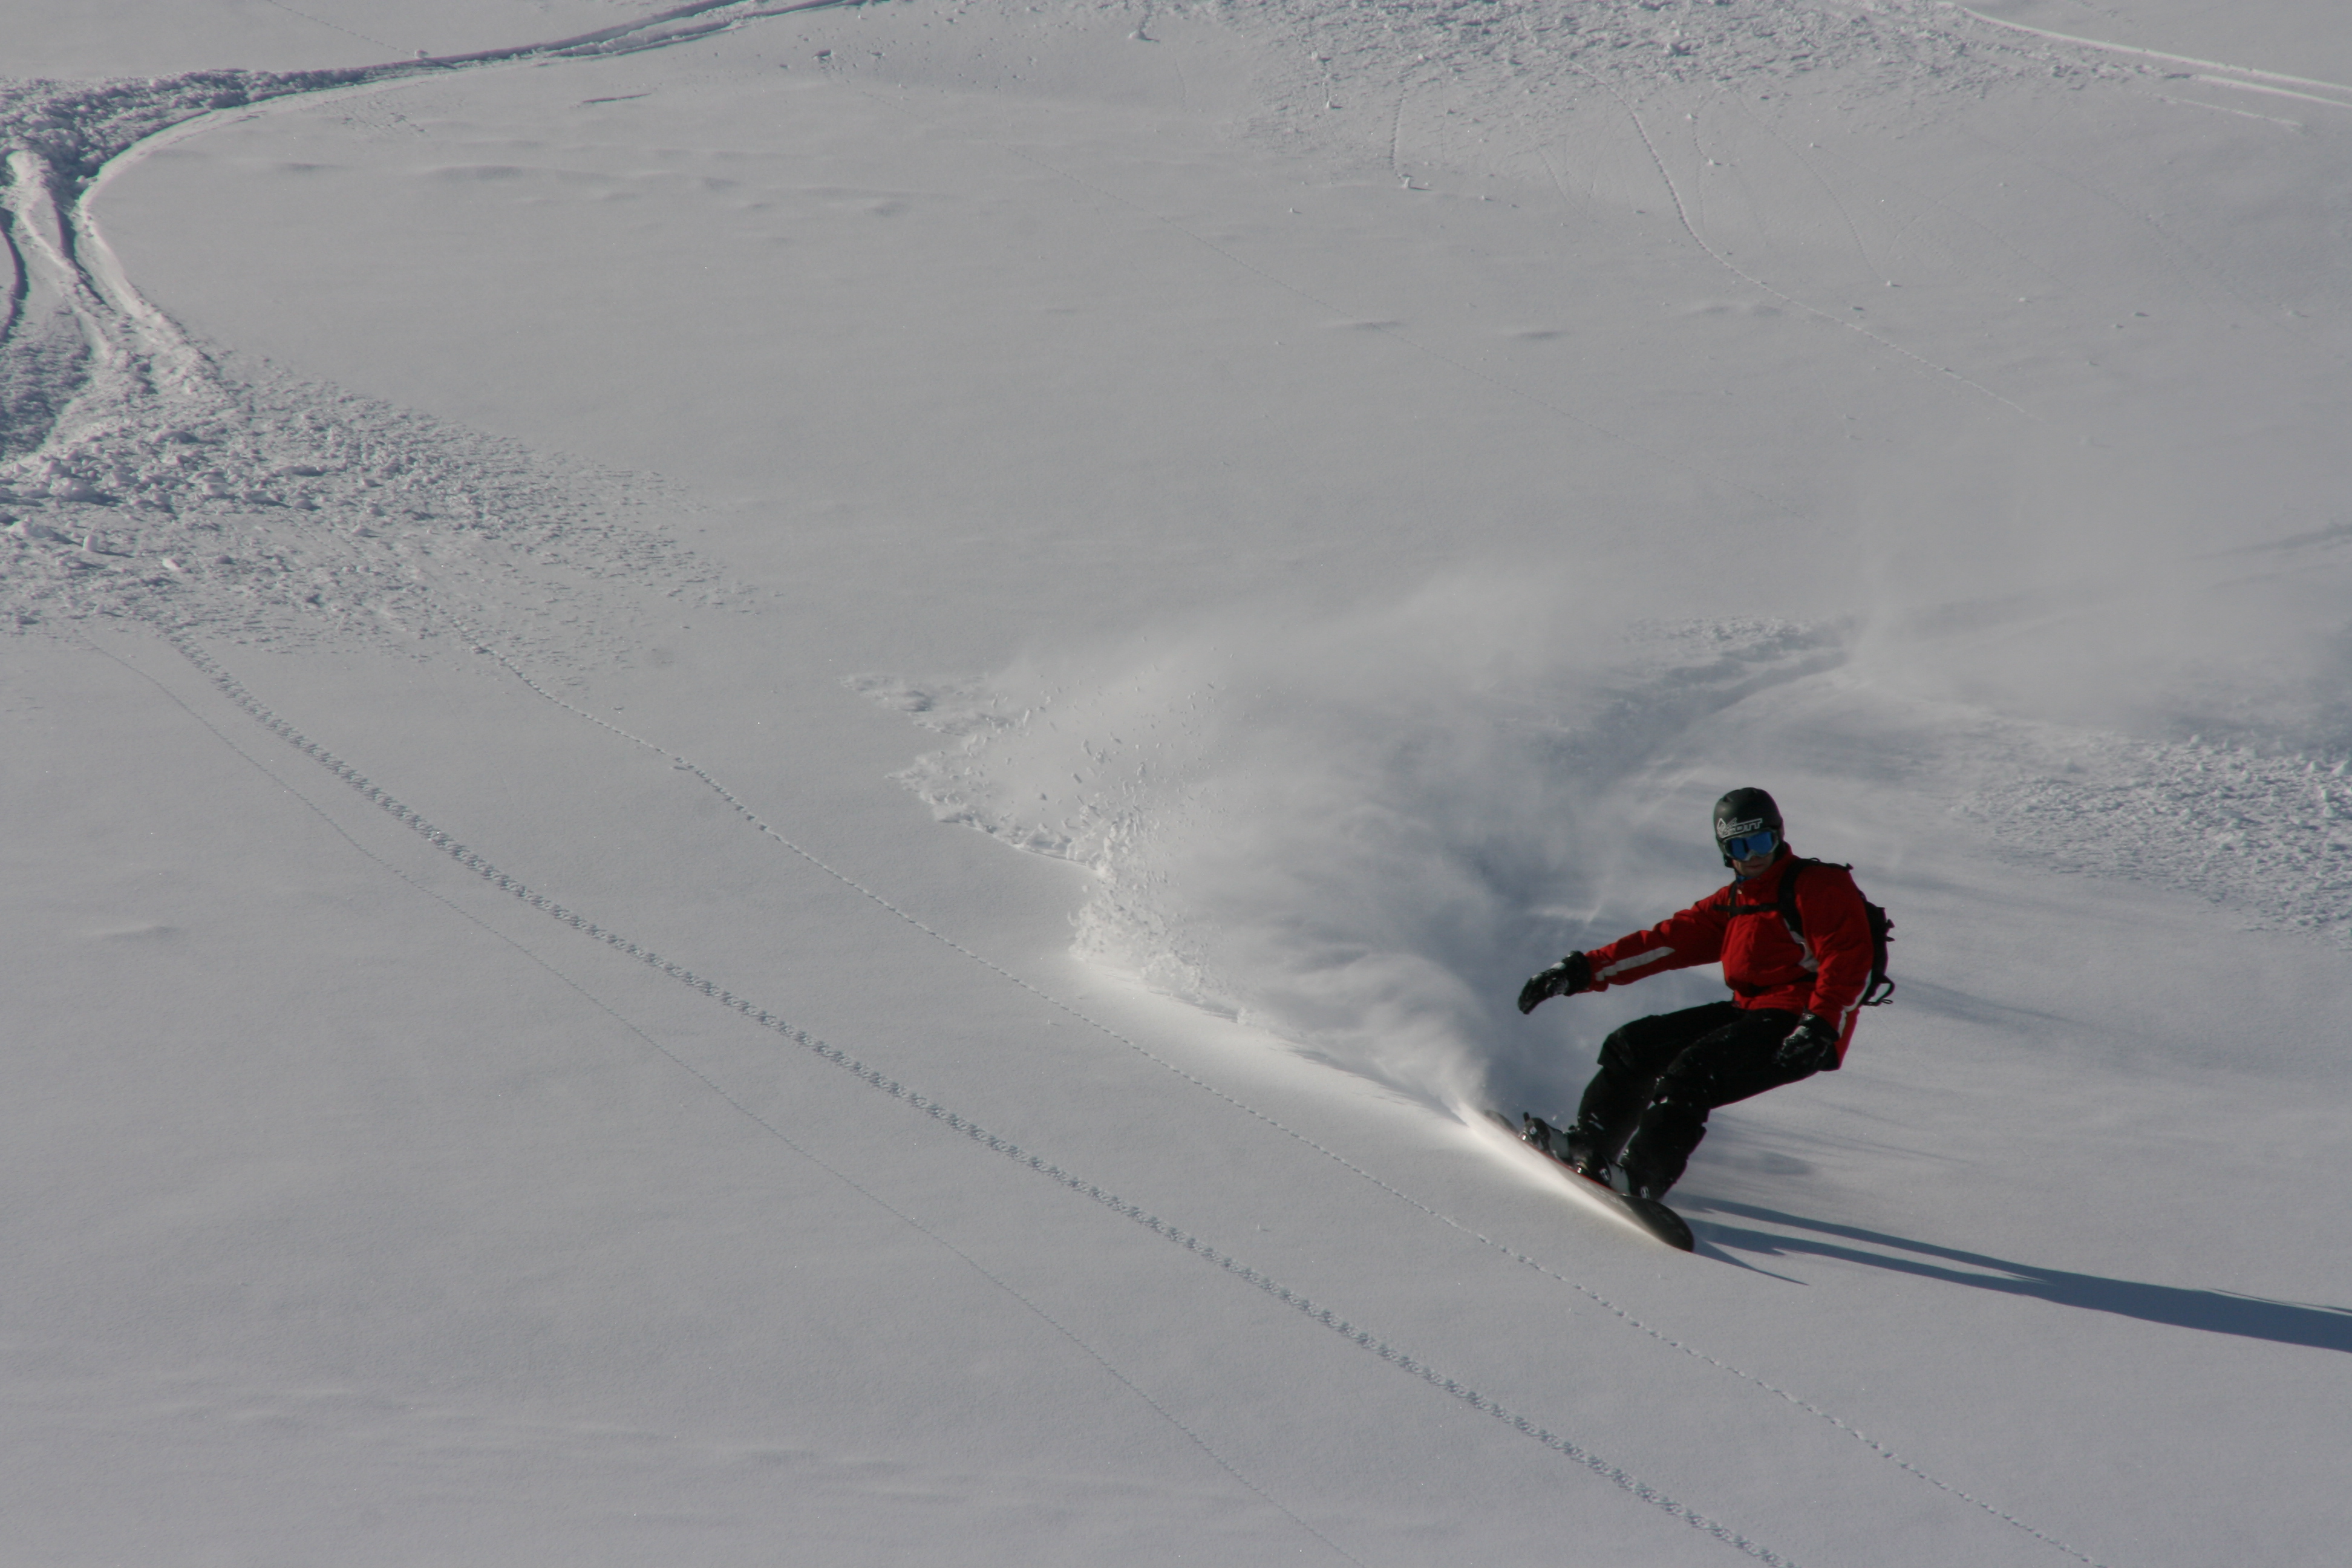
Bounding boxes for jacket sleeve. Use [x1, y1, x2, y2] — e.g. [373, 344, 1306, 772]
[1795, 866, 1874, 1027]
[1583, 892, 1731, 992]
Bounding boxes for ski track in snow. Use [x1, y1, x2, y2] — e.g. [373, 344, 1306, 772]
[1944, 6, 2352, 113]
[1577, 71, 2043, 423]
[0, 1, 909, 656]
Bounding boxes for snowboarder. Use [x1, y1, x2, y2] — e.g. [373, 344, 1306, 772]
[1514, 788, 1877, 1201]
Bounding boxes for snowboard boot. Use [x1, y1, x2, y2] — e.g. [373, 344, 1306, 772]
[1520, 1112, 1567, 1160]
[1617, 1151, 1677, 1202]
[1523, 1114, 1618, 1190]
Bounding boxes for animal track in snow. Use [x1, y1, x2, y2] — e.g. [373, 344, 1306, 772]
[153, 623, 1807, 1568]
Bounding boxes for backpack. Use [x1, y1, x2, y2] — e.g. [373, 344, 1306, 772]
[1778, 858, 1896, 1010]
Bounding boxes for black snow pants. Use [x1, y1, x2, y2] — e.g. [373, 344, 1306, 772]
[1573, 1001, 1818, 1195]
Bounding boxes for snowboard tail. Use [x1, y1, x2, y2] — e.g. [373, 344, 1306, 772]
[1494, 1111, 1696, 1252]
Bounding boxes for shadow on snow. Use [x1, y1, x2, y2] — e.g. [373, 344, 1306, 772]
[1691, 1198, 2352, 1356]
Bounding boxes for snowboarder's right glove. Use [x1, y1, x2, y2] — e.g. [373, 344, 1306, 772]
[1774, 1013, 1840, 1074]
[1517, 952, 1592, 1014]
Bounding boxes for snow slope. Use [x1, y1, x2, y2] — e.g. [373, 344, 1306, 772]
[6, 3, 2351, 1564]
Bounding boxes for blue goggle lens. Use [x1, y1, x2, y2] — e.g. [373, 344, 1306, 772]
[1722, 828, 1779, 861]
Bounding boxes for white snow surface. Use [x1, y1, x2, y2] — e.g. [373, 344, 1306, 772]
[7, 2, 2351, 1564]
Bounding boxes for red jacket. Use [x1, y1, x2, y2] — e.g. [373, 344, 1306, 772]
[1582, 849, 1873, 1060]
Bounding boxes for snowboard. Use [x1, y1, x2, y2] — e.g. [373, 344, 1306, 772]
[1492, 1111, 1696, 1252]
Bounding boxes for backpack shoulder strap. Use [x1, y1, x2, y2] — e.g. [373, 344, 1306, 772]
[1775, 857, 1828, 933]
[1784, 860, 1898, 1007]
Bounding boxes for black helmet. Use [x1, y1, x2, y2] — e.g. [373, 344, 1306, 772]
[1713, 788, 1783, 866]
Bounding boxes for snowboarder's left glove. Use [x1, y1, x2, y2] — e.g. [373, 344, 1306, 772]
[1517, 952, 1592, 1014]
[1775, 1013, 1839, 1073]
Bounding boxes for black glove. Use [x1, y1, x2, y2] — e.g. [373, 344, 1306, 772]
[1517, 952, 1592, 1014]
[1774, 1013, 1839, 1073]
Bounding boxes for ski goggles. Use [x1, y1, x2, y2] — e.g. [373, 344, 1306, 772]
[1720, 827, 1780, 861]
